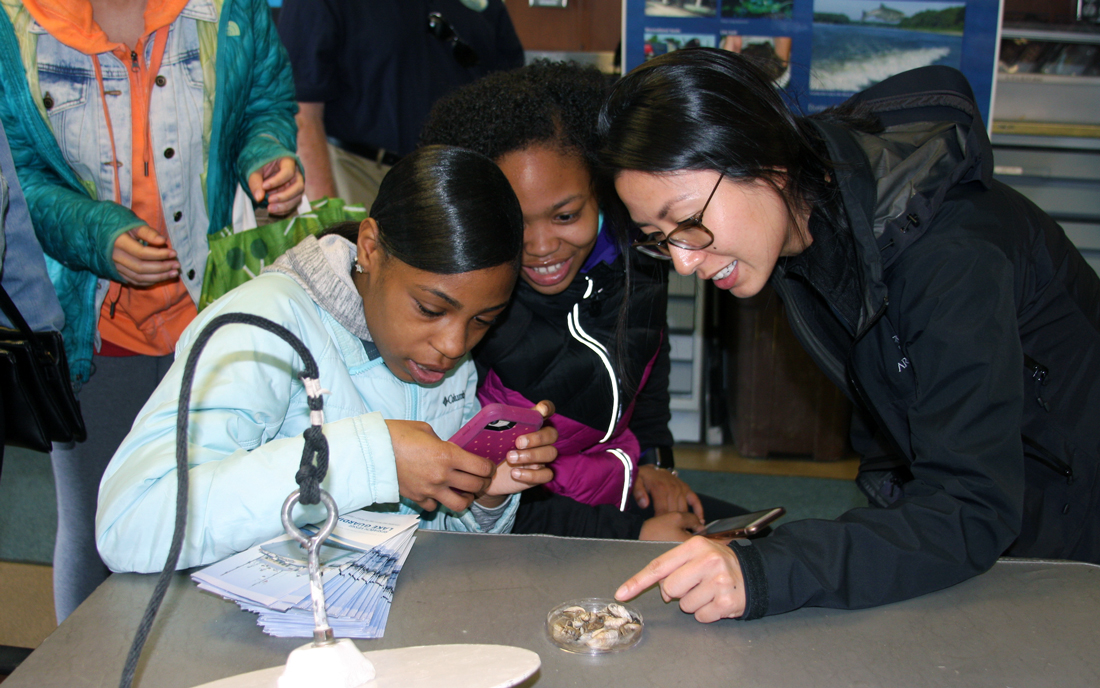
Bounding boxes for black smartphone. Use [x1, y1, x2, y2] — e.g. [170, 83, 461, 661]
[702, 507, 785, 539]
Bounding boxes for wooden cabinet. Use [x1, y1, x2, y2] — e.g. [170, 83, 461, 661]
[716, 285, 852, 461]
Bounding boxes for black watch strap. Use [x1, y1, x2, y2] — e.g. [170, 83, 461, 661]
[656, 445, 676, 470]
[639, 445, 676, 470]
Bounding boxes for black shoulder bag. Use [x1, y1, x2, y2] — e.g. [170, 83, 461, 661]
[0, 284, 86, 452]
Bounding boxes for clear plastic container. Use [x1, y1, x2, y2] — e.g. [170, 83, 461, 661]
[545, 598, 644, 654]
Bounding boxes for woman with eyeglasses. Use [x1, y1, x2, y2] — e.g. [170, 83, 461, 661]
[601, 49, 1100, 621]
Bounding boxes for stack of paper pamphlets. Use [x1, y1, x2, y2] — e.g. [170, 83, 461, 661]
[192, 510, 418, 638]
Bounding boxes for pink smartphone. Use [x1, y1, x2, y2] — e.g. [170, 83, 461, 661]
[448, 403, 544, 464]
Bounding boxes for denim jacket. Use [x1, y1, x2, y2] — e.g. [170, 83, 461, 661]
[32, 4, 213, 304]
[0, 0, 298, 384]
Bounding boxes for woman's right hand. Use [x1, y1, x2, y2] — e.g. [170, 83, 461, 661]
[385, 419, 495, 513]
[112, 225, 179, 285]
[616, 535, 747, 622]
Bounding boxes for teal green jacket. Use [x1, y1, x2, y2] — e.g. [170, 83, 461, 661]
[0, 0, 298, 384]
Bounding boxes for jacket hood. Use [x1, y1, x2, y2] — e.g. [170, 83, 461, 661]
[807, 65, 994, 336]
[22, 0, 194, 54]
[265, 234, 373, 341]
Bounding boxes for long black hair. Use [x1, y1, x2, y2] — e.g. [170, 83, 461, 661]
[323, 145, 523, 274]
[598, 48, 877, 232]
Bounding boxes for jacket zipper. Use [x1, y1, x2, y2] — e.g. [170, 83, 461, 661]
[1023, 354, 1051, 412]
[770, 277, 849, 387]
[1020, 355, 1072, 483]
[1021, 435, 1075, 483]
[844, 295, 916, 464]
[778, 274, 908, 463]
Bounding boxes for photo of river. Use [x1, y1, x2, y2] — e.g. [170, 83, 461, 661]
[810, 1, 964, 93]
[646, 0, 718, 17]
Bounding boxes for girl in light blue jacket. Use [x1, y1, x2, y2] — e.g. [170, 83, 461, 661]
[97, 146, 558, 573]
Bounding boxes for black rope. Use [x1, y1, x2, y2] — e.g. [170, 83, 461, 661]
[120, 313, 329, 688]
[297, 395, 330, 505]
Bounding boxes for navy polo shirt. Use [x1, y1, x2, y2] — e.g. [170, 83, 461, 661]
[277, 0, 524, 156]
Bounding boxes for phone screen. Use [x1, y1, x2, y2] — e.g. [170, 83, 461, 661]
[482, 419, 521, 431]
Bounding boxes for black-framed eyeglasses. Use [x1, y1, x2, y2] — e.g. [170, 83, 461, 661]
[632, 174, 722, 260]
[428, 12, 480, 68]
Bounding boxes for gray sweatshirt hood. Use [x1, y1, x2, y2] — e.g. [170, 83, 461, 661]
[264, 234, 373, 341]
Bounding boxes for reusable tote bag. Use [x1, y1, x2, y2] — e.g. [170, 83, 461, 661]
[198, 195, 369, 310]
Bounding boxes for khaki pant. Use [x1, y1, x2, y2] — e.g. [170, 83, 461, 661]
[328, 143, 393, 209]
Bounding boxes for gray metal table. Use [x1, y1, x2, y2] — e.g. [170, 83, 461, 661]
[7, 531, 1100, 687]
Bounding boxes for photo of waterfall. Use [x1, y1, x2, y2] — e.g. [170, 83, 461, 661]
[646, 0, 719, 17]
[810, 0, 964, 93]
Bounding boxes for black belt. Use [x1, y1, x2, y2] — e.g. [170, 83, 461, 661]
[327, 137, 403, 167]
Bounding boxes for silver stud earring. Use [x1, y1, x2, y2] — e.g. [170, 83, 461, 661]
[354, 262, 364, 274]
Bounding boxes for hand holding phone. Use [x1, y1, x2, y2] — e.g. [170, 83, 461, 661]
[385, 418, 495, 514]
[702, 507, 785, 540]
[448, 403, 544, 464]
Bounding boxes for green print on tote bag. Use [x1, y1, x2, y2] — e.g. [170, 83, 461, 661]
[199, 196, 368, 311]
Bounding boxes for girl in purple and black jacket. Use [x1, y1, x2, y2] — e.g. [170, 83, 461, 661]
[421, 60, 746, 541]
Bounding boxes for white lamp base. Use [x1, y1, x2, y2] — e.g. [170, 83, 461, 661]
[278, 639, 376, 688]
[193, 644, 541, 688]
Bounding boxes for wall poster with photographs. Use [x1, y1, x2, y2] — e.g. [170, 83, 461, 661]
[623, 0, 1003, 126]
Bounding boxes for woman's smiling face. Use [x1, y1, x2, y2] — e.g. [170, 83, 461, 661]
[614, 169, 810, 298]
[496, 145, 600, 296]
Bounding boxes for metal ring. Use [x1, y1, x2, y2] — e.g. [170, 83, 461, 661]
[280, 489, 338, 550]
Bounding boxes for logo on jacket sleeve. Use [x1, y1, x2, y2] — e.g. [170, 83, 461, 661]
[892, 335, 910, 373]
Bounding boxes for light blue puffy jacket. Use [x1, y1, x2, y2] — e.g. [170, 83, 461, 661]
[96, 272, 517, 573]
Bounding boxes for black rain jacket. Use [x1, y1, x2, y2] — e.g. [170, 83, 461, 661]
[733, 66, 1100, 620]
